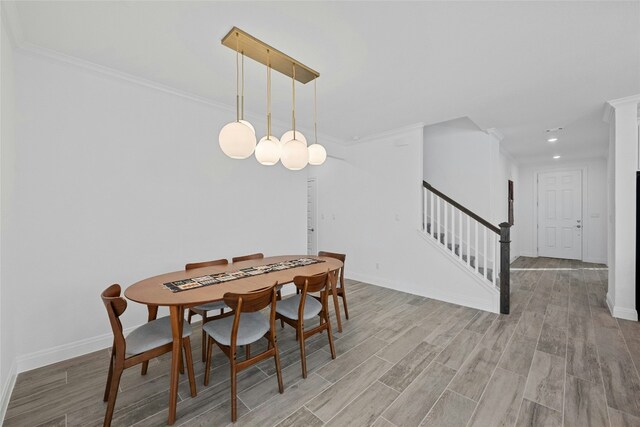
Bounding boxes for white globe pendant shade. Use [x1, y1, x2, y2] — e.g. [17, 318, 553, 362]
[255, 136, 281, 165]
[219, 121, 257, 159]
[239, 119, 255, 135]
[281, 130, 307, 145]
[308, 144, 327, 165]
[281, 138, 309, 170]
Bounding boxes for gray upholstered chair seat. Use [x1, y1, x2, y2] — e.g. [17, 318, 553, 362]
[125, 316, 192, 357]
[192, 301, 228, 313]
[203, 312, 269, 346]
[275, 294, 322, 320]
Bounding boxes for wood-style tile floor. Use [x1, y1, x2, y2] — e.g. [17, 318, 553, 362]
[6, 257, 640, 426]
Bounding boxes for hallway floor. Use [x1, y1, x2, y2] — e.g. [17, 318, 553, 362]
[5, 257, 640, 426]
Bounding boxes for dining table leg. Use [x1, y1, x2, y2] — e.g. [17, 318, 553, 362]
[167, 305, 183, 425]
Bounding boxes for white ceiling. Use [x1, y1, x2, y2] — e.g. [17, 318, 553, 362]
[7, 1, 640, 162]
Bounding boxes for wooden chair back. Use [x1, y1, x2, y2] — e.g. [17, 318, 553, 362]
[185, 258, 228, 271]
[318, 251, 346, 283]
[223, 283, 277, 313]
[232, 253, 264, 263]
[293, 272, 330, 294]
[101, 284, 127, 358]
[222, 283, 278, 352]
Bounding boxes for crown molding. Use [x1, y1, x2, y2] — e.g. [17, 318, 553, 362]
[2, 3, 346, 147]
[604, 94, 640, 123]
[349, 122, 425, 145]
[485, 127, 504, 142]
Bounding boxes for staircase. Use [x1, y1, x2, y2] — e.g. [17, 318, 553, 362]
[421, 181, 511, 314]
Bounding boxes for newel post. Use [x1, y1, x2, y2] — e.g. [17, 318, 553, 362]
[499, 222, 511, 314]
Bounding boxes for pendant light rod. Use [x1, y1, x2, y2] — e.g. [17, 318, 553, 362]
[267, 52, 272, 137]
[241, 51, 245, 120]
[235, 33, 240, 122]
[292, 64, 296, 138]
[221, 27, 319, 84]
[314, 79, 318, 144]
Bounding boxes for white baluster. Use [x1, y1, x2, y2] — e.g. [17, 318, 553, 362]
[483, 227, 488, 280]
[474, 221, 479, 272]
[444, 202, 448, 248]
[436, 196, 441, 241]
[466, 215, 471, 266]
[423, 188, 427, 232]
[494, 233, 499, 285]
[430, 191, 435, 237]
[458, 210, 463, 259]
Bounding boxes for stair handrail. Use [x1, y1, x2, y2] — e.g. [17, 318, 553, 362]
[422, 180, 511, 314]
[423, 181, 499, 234]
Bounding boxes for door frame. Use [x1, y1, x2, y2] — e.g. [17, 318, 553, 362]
[307, 178, 318, 255]
[533, 166, 587, 260]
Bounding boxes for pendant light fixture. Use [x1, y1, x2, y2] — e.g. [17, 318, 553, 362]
[219, 32, 256, 159]
[307, 79, 327, 166]
[280, 64, 309, 170]
[219, 27, 325, 170]
[255, 53, 281, 165]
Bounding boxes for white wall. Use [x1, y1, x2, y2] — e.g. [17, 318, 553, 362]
[1, 14, 18, 417]
[4, 50, 307, 372]
[517, 158, 608, 264]
[423, 118, 494, 221]
[312, 125, 500, 313]
[423, 117, 519, 259]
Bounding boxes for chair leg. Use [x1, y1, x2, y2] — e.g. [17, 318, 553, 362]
[103, 351, 115, 402]
[103, 362, 123, 427]
[298, 325, 307, 378]
[182, 337, 197, 397]
[230, 356, 238, 422]
[179, 348, 184, 375]
[204, 336, 213, 386]
[332, 284, 343, 333]
[325, 311, 336, 360]
[187, 310, 193, 324]
[341, 288, 350, 320]
[273, 337, 284, 393]
[245, 344, 251, 360]
[140, 360, 149, 376]
[201, 312, 208, 363]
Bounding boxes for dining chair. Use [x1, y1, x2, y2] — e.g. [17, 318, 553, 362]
[275, 271, 337, 378]
[101, 284, 196, 427]
[185, 258, 229, 361]
[318, 251, 348, 333]
[203, 283, 284, 422]
[231, 252, 264, 263]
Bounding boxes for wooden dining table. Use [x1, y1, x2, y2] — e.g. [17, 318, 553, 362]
[125, 255, 344, 425]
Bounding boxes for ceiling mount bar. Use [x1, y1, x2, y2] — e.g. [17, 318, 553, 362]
[221, 27, 320, 84]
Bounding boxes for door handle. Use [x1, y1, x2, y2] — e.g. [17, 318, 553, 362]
[308, 228, 315, 232]
[576, 225, 581, 229]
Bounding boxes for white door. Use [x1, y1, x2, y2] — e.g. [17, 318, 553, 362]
[307, 178, 317, 255]
[537, 170, 582, 260]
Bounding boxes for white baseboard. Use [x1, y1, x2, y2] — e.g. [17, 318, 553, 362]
[15, 324, 140, 374]
[582, 257, 608, 265]
[605, 293, 638, 321]
[346, 271, 499, 314]
[0, 359, 17, 424]
[519, 251, 537, 258]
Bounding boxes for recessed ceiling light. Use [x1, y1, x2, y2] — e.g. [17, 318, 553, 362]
[553, 155, 561, 159]
[547, 137, 558, 142]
